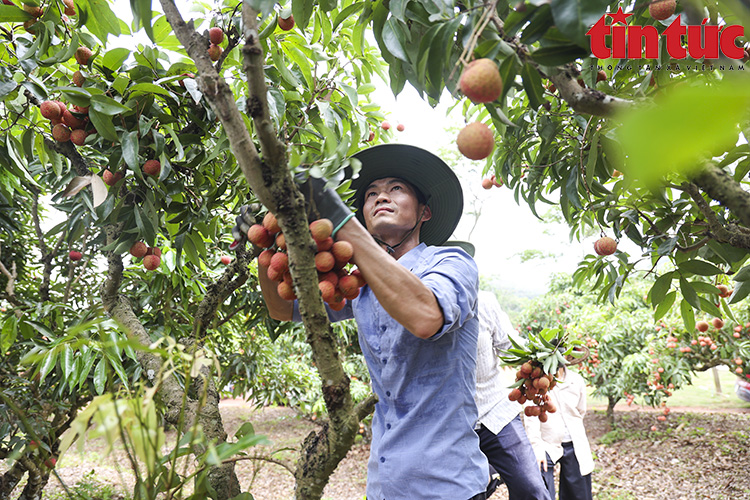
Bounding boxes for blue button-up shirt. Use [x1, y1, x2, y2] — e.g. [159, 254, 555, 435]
[296, 243, 488, 499]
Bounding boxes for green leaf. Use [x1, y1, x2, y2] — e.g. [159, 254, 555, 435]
[90, 94, 131, 115]
[680, 299, 695, 332]
[729, 280, 750, 304]
[1, 316, 18, 352]
[698, 297, 722, 318]
[130, 0, 154, 43]
[381, 17, 408, 62]
[531, 44, 589, 66]
[679, 278, 700, 309]
[550, 0, 609, 48]
[520, 4, 554, 45]
[677, 259, 724, 276]
[101, 47, 131, 71]
[93, 358, 106, 394]
[734, 265, 750, 282]
[82, 0, 121, 44]
[0, 4, 33, 22]
[650, 272, 673, 308]
[654, 290, 676, 322]
[521, 62, 544, 110]
[333, 2, 365, 31]
[121, 131, 139, 170]
[617, 80, 750, 188]
[292, 0, 314, 30]
[88, 109, 118, 142]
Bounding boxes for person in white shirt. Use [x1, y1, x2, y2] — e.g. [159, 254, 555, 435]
[523, 357, 594, 500]
[473, 288, 550, 500]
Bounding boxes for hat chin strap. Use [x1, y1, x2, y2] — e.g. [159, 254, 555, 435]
[372, 204, 429, 255]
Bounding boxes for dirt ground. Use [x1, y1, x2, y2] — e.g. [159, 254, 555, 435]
[37, 400, 750, 500]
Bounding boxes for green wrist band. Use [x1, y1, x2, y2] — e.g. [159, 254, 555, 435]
[332, 213, 355, 237]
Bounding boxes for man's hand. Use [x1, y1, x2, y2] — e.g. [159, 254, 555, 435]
[229, 204, 259, 250]
[298, 175, 355, 237]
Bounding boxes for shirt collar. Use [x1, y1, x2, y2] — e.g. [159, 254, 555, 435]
[396, 242, 427, 269]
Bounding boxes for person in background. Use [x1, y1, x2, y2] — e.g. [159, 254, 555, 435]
[523, 353, 594, 500]
[472, 278, 551, 499]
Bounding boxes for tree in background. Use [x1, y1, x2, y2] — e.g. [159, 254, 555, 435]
[516, 273, 749, 429]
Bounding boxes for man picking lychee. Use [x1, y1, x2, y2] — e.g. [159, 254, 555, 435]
[233, 144, 492, 500]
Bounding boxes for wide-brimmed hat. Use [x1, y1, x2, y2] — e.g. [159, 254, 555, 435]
[442, 240, 475, 257]
[349, 144, 463, 246]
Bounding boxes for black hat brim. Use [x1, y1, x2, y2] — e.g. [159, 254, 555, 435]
[350, 144, 463, 247]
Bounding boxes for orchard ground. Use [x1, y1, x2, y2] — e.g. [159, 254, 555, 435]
[29, 377, 750, 500]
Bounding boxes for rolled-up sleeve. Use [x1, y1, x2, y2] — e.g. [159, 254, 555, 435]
[419, 249, 478, 341]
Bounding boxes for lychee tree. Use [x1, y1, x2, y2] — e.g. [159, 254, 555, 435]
[0, 0, 393, 498]
[358, 0, 750, 323]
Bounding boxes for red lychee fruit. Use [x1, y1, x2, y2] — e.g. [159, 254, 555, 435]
[208, 44, 223, 61]
[459, 58, 503, 103]
[102, 169, 123, 186]
[381, 121, 391, 131]
[262, 212, 281, 234]
[277, 281, 296, 301]
[278, 14, 295, 31]
[275, 232, 287, 250]
[209, 27, 224, 45]
[457, 122, 494, 160]
[696, 320, 709, 332]
[649, 0, 676, 21]
[44, 457, 57, 468]
[247, 224, 274, 248]
[594, 236, 617, 256]
[62, 109, 86, 130]
[23, 4, 43, 17]
[63, 0, 75, 16]
[70, 128, 87, 146]
[75, 47, 93, 65]
[146, 247, 161, 257]
[331, 240, 354, 266]
[338, 274, 360, 297]
[220, 255, 231, 265]
[318, 280, 336, 302]
[129, 241, 148, 258]
[69, 251, 82, 261]
[52, 124, 71, 142]
[315, 251, 335, 273]
[309, 219, 333, 243]
[143, 254, 161, 271]
[396, 123, 405, 132]
[712, 317, 725, 329]
[316, 236, 334, 252]
[596, 70, 607, 82]
[40, 101, 62, 120]
[143, 159, 161, 177]
[269, 251, 289, 275]
[258, 249, 275, 268]
[490, 174, 503, 187]
[481, 178, 493, 189]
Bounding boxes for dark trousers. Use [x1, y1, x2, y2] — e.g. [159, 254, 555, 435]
[476, 416, 550, 500]
[542, 442, 592, 500]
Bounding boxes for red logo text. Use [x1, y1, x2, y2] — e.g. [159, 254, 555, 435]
[587, 9, 745, 60]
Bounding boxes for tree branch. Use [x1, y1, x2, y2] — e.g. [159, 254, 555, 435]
[690, 163, 750, 228]
[682, 181, 750, 249]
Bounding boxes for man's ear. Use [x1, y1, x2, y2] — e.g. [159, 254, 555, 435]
[421, 204, 432, 222]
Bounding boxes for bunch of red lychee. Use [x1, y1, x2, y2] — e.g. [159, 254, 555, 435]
[508, 361, 557, 422]
[247, 213, 365, 310]
[40, 99, 93, 146]
[208, 27, 224, 61]
[130, 241, 162, 271]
